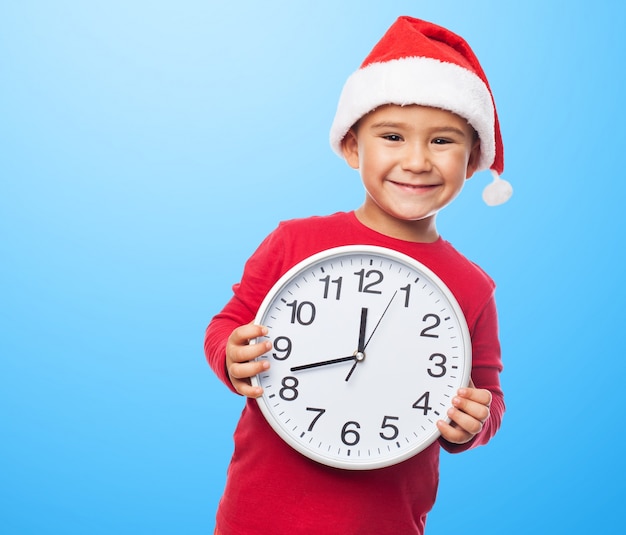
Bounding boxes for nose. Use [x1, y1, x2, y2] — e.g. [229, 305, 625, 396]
[401, 144, 432, 173]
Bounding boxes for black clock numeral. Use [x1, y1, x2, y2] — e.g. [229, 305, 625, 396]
[400, 283, 411, 307]
[286, 300, 316, 325]
[412, 392, 433, 415]
[427, 353, 447, 378]
[379, 415, 400, 441]
[420, 313, 441, 338]
[319, 275, 343, 300]
[279, 376, 299, 401]
[341, 421, 361, 446]
[306, 407, 326, 431]
[354, 269, 383, 294]
[272, 336, 292, 360]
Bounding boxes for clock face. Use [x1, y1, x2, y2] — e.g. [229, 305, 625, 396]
[251, 245, 471, 470]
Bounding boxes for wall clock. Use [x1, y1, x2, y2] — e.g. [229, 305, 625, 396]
[251, 245, 471, 470]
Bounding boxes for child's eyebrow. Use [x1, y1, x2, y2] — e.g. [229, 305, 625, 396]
[369, 121, 408, 129]
[428, 126, 469, 138]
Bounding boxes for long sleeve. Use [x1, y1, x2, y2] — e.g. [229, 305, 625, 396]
[439, 293, 505, 453]
[204, 227, 288, 393]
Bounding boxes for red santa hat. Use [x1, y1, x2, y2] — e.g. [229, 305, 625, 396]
[330, 16, 512, 206]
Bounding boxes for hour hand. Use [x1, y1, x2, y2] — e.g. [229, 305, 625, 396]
[291, 307, 369, 375]
[290, 355, 356, 372]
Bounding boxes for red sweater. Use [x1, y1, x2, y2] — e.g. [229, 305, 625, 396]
[205, 212, 504, 535]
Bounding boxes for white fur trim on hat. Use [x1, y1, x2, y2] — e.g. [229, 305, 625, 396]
[329, 56, 496, 172]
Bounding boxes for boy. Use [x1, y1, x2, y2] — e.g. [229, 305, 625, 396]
[205, 16, 510, 534]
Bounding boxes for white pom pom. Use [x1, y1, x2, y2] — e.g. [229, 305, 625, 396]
[482, 170, 513, 206]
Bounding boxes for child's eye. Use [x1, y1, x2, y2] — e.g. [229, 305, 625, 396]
[432, 137, 452, 145]
[382, 134, 403, 142]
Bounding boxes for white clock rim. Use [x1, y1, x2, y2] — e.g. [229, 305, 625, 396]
[250, 244, 472, 470]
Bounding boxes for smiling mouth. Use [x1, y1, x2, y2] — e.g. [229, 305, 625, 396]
[389, 180, 439, 191]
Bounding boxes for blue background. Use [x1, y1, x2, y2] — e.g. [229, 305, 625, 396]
[1, 1, 624, 533]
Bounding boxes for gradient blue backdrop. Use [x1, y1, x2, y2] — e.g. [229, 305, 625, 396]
[2, 1, 624, 533]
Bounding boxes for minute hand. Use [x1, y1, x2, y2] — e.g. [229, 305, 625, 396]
[364, 290, 398, 350]
[290, 355, 356, 372]
[345, 292, 398, 382]
[344, 307, 368, 382]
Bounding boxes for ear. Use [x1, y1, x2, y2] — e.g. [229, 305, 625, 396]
[465, 139, 481, 179]
[341, 129, 360, 170]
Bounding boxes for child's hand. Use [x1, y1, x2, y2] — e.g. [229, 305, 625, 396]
[226, 322, 272, 398]
[436, 379, 492, 445]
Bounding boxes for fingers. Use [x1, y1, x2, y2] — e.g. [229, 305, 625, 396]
[455, 386, 492, 423]
[437, 419, 472, 445]
[437, 386, 492, 445]
[226, 323, 272, 398]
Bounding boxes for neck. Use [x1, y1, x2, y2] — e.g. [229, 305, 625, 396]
[354, 206, 439, 243]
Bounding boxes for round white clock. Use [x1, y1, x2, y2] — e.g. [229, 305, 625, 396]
[251, 245, 471, 470]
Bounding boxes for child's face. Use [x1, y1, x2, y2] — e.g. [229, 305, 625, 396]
[342, 104, 480, 241]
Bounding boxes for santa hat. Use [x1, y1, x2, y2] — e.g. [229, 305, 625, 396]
[329, 16, 512, 206]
